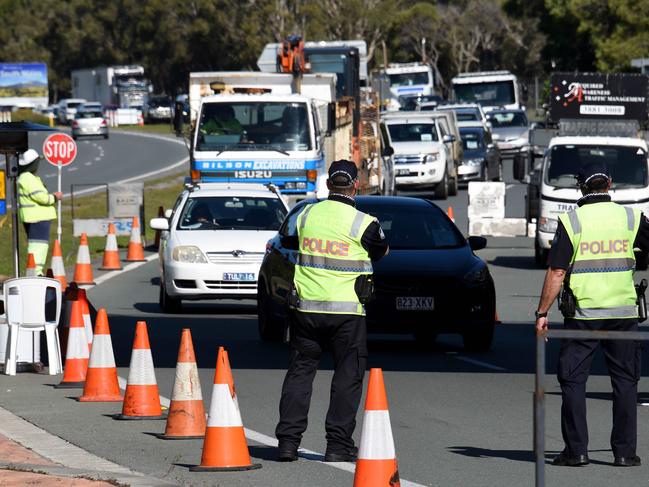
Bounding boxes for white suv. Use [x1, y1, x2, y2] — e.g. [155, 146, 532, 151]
[150, 182, 289, 312]
[380, 113, 456, 199]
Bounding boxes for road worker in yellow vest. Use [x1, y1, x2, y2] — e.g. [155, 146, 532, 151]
[536, 161, 649, 468]
[276, 160, 389, 463]
[18, 149, 62, 275]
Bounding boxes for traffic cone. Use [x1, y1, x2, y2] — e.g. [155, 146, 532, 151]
[100, 223, 123, 270]
[73, 233, 95, 285]
[353, 368, 400, 487]
[190, 347, 261, 472]
[495, 311, 502, 324]
[79, 308, 123, 402]
[125, 217, 145, 262]
[25, 253, 37, 277]
[114, 321, 165, 420]
[157, 329, 206, 439]
[51, 240, 67, 289]
[77, 289, 94, 352]
[55, 300, 89, 389]
[447, 206, 455, 223]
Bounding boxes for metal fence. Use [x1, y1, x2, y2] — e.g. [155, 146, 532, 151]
[535, 328, 649, 487]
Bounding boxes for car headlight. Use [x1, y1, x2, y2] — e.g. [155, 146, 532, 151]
[172, 245, 207, 263]
[538, 217, 558, 234]
[464, 264, 488, 284]
[465, 158, 483, 166]
[424, 153, 439, 163]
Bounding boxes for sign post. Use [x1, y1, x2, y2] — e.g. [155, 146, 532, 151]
[42, 133, 77, 242]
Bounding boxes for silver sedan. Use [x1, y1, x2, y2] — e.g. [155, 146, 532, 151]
[71, 109, 108, 140]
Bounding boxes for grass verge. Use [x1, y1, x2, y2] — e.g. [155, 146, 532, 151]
[0, 171, 186, 277]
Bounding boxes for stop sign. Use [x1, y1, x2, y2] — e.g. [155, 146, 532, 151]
[43, 133, 77, 166]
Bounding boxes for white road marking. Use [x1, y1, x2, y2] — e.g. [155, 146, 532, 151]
[84, 162, 92, 166]
[506, 184, 515, 189]
[456, 356, 507, 371]
[92, 253, 159, 286]
[67, 167, 78, 172]
[94, 156, 101, 161]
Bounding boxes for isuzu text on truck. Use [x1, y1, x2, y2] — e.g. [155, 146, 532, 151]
[515, 72, 649, 267]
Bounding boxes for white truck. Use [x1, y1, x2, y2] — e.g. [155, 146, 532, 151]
[71, 65, 152, 109]
[383, 63, 435, 111]
[516, 72, 649, 266]
[451, 70, 522, 112]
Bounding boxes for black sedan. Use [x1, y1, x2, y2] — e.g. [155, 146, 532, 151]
[458, 125, 502, 183]
[257, 196, 497, 351]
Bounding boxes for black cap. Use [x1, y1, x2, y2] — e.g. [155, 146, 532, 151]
[328, 159, 358, 187]
[577, 162, 611, 187]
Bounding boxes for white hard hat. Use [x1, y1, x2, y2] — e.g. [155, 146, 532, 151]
[19, 149, 40, 166]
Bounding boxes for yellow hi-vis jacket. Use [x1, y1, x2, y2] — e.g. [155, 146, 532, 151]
[18, 171, 57, 223]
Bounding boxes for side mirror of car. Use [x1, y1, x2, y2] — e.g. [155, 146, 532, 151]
[326, 102, 336, 136]
[492, 133, 501, 141]
[442, 134, 456, 144]
[150, 218, 169, 231]
[173, 102, 184, 135]
[468, 236, 487, 251]
[382, 145, 394, 157]
[513, 152, 527, 181]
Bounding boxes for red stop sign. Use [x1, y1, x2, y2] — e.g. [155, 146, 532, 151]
[43, 133, 77, 166]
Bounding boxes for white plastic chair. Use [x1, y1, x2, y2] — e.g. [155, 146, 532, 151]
[3, 277, 62, 376]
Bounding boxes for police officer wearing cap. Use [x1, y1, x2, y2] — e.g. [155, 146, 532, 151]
[17, 149, 62, 275]
[276, 159, 389, 462]
[536, 162, 649, 467]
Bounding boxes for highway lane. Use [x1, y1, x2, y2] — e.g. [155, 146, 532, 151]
[3, 164, 649, 486]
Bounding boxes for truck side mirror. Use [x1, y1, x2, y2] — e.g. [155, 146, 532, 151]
[442, 134, 456, 144]
[173, 102, 184, 136]
[382, 146, 394, 157]
[326, 102, 336, 135]
[513, 153, 527, 181]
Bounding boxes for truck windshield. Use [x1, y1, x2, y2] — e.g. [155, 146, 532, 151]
[177, 196, 287, 231]
[389, 72, 430, 87]
[546, 145, 648, 189]
[197, 102, 312, 152]
[454, 81, 515, 106]
[387, 123, 438, 142]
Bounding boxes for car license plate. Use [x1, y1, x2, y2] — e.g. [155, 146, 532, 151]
[396, 169, 410, 176]
[396, 296, 434, 311]
[223, 272, 255, 281]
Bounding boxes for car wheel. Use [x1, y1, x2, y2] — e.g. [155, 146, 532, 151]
[159, 277, 182, 313]
[462, 322, 495, 352]
[492, 162, 503, 182]
[534, 239, 548, 268]
[433, 171, 448, 200]
[448, 172, 458, 196]
[72, 135, 78, 141]
[481, 165, 488, 182]
[104, 134, 109, 140]
[257, 281, 283, 342]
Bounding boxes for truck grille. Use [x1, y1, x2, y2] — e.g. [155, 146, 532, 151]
[206, 252, 265, 265]
[204, 280, 257, 290]
[394, 154, 425, 164]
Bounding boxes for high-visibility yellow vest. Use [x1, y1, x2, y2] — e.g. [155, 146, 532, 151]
[559, 201, 640, 320]
[18, 172, 57, 223]
[294, 199, 375, 315]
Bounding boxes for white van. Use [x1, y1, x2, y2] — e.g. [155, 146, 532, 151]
[57, 98, 87, 124]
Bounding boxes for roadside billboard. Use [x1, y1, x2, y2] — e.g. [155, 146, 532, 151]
[549, 72, 648, 123]
[0, 62, 48, 108]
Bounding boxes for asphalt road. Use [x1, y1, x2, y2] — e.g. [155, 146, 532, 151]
[3, 159, 649, 486]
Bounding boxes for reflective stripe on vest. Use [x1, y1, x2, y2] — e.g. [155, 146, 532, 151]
[558, 201, 640, 320]
[297, 253, 373, 273]
[297, 299, 362, 314]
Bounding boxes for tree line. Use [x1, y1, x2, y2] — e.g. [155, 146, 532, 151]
[0, 0, 646, 100]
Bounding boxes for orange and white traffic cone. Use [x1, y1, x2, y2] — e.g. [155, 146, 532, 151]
[100, 223, 123, 270]
[78, 308, 123, 402]
[447, 206, 455, 223]
[25, 253, 37, 277]
[73, 233, 95, 285]
[51, 239, 67, 289]
[77, 289, 94, 353]
[353, 368, 400, 487]
[114, 320, 165, 420]
[495, 311, 502, 324]
[158, 329, 206, 439]
[125, 217, 145, 262]
[190, 347, 261, 471]
[55, 300, 89, 389]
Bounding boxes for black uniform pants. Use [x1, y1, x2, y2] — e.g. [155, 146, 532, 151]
[275, 310, 367, 453]
[557, 318, 641, 458]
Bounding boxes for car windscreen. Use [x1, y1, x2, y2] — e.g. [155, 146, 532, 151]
[149, 98, 170, 107]
[454, 81, 515, 106]
[67, 102, 83, 109]
[76, 111, 103, 119]
[359, 203, 465, 250]
[387, 123, 438, 143]
[546, 145, 648, 189]
[388, 72, 430, 87]
[488, 111, 528, 127]
[177, 196, 287, 231]
[196, 101, 311, 152]
[460, 129, 485, 153]
[455, 111, 479, 121]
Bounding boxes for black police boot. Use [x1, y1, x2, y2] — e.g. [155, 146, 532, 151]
[614, 455, 641, 467]
[552, 450, 589, 467]
[277, 441, 299, 462]
[324, 445, 358, 462]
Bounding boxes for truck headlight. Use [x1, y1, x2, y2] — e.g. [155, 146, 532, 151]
[424, 154, 439, 163]
[538, 217, 558, 233]
[172, 246, 207, 263]
[464, 264, 488, 284]
[465, 158, 483, 166]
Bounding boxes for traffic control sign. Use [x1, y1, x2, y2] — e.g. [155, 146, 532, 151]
[43, 133, 77, 166]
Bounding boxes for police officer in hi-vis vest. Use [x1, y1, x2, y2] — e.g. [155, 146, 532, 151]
[536, 162, 649, 467]
[18, 149, 62, 275]
[276, 160, 389, 462]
